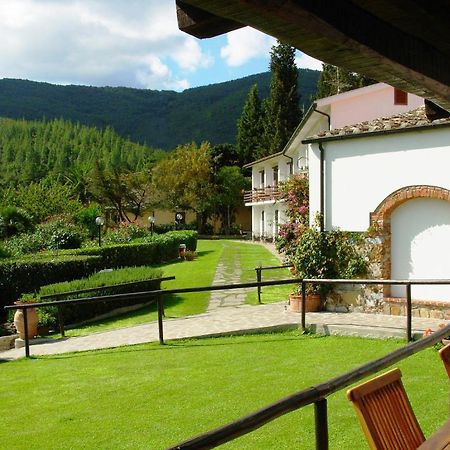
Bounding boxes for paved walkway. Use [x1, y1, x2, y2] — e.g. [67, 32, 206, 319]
[1, 303, 448, 361]
[1, 241, 448, 361]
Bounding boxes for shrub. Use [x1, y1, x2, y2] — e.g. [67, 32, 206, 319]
[23, 266, 164, 328]
[0, 230, 197, 319]
[0, 254, 102, 319]
[3, 217, 86, 256]
[0, 206, 34, 238]
[291, 224, 367, 295]
[74, 206, 102, 238]
[103, 223, 150, 245]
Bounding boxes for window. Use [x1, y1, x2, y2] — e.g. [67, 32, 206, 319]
[394, 88, 408, 105]
[261, 210, 265, 236]
[273, 166, 279, 186]
[259, 170, 265, 187]
[274, 210, 279, 235]
[287, 161, 293, 176]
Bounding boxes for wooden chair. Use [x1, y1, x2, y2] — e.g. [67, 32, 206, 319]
[438, 342, 450, 378]
[347, 368, 425, 450]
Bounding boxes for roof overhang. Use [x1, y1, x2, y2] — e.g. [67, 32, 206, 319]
[176, 0, 450, 113]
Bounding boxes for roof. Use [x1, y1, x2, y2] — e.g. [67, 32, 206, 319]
[176, 1, 450, 112]
[242, 151, 284, 169]
[303, 106, 450, 144]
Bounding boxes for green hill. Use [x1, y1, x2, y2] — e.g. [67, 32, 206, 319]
[0, 70, 319, 150]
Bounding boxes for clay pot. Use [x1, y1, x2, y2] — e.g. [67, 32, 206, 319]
[289, 293, 322, 313]
[13, 302, 38, 339]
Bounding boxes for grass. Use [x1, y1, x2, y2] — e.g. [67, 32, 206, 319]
[50, 239, 292, 338]
[0, 332, 447, 449]
[49, 239, 226, 337]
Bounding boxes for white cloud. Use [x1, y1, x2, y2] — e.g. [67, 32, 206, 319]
[0, 0, 211, 90]
[220, 28, 276, 67]
[295, 52, 323, 71]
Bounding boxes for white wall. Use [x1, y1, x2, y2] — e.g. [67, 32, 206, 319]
[251, 203, 287, 240]
[309, 127, 450, 231]
[391, 198, 450, 300]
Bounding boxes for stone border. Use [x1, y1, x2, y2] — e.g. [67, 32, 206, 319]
[384, 297, 450, 320]
[0, 334, 19, 351]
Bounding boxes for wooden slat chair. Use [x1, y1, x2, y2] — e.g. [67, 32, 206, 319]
[347, 368, 425, 450]
[438, 342, 450, 378]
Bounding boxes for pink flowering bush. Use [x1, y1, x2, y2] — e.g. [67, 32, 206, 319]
[275, 174, 309, 257]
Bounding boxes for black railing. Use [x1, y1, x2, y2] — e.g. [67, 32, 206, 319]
[4, 278, 300, 357]
[254, 264, 293, 303]
[43, 276, 176, 335]
[6, 276, 450, 355]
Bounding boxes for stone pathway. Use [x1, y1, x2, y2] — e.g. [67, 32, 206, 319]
[207, 243, 254, 311]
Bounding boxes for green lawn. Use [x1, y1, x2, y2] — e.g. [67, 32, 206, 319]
[54, 240, 293, 337]
[0, 332, 447, 449]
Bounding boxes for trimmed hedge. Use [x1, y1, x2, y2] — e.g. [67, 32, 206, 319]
[27, 267, 165, 328]
[0, 254, 101, 321]
[0, 230, 197, 319]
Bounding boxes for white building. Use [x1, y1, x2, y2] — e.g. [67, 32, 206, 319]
[304, 107, 450, 306]
[244, 83, 423, 241]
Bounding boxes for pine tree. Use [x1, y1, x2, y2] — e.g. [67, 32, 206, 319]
[315, 64, 375, 99]
[262, 41, 302, 157]
[236, 84, 263, 165]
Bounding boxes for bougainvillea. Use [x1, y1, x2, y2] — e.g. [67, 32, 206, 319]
[275, 174, 309, 257]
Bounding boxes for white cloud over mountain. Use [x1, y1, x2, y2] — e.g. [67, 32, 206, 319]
[0, 1, 321, 90]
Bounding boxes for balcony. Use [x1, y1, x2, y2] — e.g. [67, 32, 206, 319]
[244, 186, 283, 204]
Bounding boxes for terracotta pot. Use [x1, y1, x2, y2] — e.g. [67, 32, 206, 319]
[289, 293, 322, 313]
[13, 303, 38, 339]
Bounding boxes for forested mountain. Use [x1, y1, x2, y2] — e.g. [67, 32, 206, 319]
[0, 69, 319, 150]
[0, 117, 163, 187]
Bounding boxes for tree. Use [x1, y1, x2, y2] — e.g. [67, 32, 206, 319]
[315, 64, 375, 98]
[151, 142, 215, 231]
[209, 143, 240, 172]
[236, 84, 264, 165]
[262, 41, 302, 157]
[212, 166, 250, 233]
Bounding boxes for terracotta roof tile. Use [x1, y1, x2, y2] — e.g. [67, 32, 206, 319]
[306, 106, 450, 141]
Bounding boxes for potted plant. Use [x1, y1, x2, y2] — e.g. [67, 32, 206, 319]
[288, 217, 367, 313]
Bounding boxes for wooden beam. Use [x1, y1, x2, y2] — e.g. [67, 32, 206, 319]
[176, 0, 450, 111]
[176, 1, 244, 39]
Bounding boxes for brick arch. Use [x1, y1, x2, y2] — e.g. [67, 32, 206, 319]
[369, 185, 450, 296]
[371, 185, 450, 228]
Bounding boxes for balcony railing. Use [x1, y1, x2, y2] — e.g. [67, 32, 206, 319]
[244, 186, 283, 203]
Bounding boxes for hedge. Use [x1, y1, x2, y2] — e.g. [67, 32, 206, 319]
[26, 266, 165, 328]
[0, 230, 197, 319]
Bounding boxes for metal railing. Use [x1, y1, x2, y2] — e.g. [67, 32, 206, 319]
[254, 264, 293, 303]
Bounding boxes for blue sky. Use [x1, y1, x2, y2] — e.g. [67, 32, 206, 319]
[0, 1, 322, 91]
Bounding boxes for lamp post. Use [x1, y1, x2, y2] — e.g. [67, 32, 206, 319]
[95, 216, 105, 246]
[148, 215, 155, 236]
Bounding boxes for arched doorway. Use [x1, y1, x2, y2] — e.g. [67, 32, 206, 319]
[370, 185, 450, 300]
[391, 198, 450, 300]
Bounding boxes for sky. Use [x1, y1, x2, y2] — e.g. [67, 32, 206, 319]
[0, 0, 323, 92]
